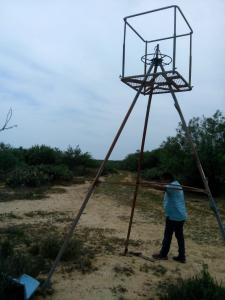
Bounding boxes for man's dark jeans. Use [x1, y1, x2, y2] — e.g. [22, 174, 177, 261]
[160, 217, 185, 258]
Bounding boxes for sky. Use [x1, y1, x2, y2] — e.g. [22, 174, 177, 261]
[0, 0, 224, 160]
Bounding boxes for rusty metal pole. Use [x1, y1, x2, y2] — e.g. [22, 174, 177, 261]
[160, 63, 225, 242]
[124, 47, 160, 255]
[41, 61, 155, 291]
[124, 91, 154, 255]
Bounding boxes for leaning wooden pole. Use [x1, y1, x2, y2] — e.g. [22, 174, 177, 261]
[41, 61, 155, 291]
[160, 63, 225, 242]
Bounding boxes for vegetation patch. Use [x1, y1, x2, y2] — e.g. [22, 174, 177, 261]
[158, 266, 225, 300]
[0, 223, 96, 299]
[30, 232, 95, 273]
[113, 264, 135, 277]
[140, 263, 167, 276]
[49, 187, 67, 194]
[0, 143, 97, 191]
[0, 212, 22, 220]
[111, 284, 127, 298]
[6, 164, 73, 187]
[0, 186, 48, 202]
[77, 227, 124, 254]
[23, 210, 73, 222]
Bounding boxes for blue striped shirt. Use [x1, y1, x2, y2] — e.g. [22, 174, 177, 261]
[163, 180, 187, 221]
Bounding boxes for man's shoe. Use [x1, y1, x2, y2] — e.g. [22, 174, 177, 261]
[173, 256, 186, 263]
[152, 253, 168, 260]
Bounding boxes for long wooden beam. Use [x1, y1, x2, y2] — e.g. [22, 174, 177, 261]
[98, 180, 207, 194]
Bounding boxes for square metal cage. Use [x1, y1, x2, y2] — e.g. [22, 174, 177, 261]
[121, 5, 193, 95]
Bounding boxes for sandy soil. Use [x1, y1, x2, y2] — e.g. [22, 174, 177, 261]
[0, 176, 225, 300]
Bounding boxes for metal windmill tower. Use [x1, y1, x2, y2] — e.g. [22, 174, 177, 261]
[42, 5, 225, 290]
[120, 5, 225, 253]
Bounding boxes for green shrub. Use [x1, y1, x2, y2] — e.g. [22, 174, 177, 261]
[6, 164, 73, 187]
[0, 236, 48, 299]
[50, 164, 73, 181]
[0, 273, 8, 300]
[121, 152, 138, 171]
[6, 166, 50, 187]
[38, 164, 73, 182]
[0, 227, 96, 299]
[142, 167, 163, 181]
[63, 146, 93, 172]
[121, 150, 161, 172]
[0, 151, 18, 172]
[32, 233, 95, 272]
[25, 145, 60, 165]
[0, 239, 47, 278]
[0, 143, 97, 187]
[101, 161, 119, 175]
[159, 266, 225, 300]
[61, 238, 83, 262]
[38, 233, 61, 260]
[0, 239, 14, 258]
[37, 233, 86, 261]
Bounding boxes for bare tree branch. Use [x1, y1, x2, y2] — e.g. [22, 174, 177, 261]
[0, 108, 18, 132]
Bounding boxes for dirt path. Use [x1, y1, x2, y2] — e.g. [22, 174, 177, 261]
[0, 178, 225, 300]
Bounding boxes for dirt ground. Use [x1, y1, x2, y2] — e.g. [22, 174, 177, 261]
[0, 172, 225, 300]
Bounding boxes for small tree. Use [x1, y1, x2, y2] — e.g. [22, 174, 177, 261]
[63, 145, 93, 173]
[25, 145, 60, 165]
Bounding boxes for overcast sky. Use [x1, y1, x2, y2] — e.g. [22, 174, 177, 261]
[0, 0, 224, 159]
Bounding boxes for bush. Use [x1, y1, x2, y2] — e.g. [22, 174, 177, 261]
[0, 151, 18, 173]
[0, 239, 14, 258]
[0, 238, 48, 292]
[121, 152, 138, 171]
[38, 233, 61, 260]
[0, 143, 97, 187]
[38, 233, 87, 262]
[6, 164, 73, 187]
[25, 145, 60, 165]
[31, 233, 95, 272]
[159, 266, 225, 300]
[0, 226, 96, 299]
[39, 164, 73, 182]
[63, 146, 93, 173]
[6, 166, 50, 187]
[101, 161, 119, 175]
[142, 167, 163, 181]
[0, 251, 47, 299]
[0, 252, 48, 298]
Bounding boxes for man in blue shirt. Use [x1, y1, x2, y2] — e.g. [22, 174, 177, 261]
[151, 172, 187, 263]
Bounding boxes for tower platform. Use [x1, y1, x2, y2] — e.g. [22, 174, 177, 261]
[121, 70, 192, 95]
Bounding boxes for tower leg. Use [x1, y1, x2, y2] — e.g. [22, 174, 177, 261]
[124, 52, 160, 255]
[41, 62, 155, 291]
[124, 90, 154, 255]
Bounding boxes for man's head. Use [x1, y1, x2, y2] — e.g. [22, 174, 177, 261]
[161, 172, 175, 183]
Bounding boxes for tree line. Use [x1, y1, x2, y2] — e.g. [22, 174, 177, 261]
[0, 144, 95, 187]
[0, 110, 224, 195]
